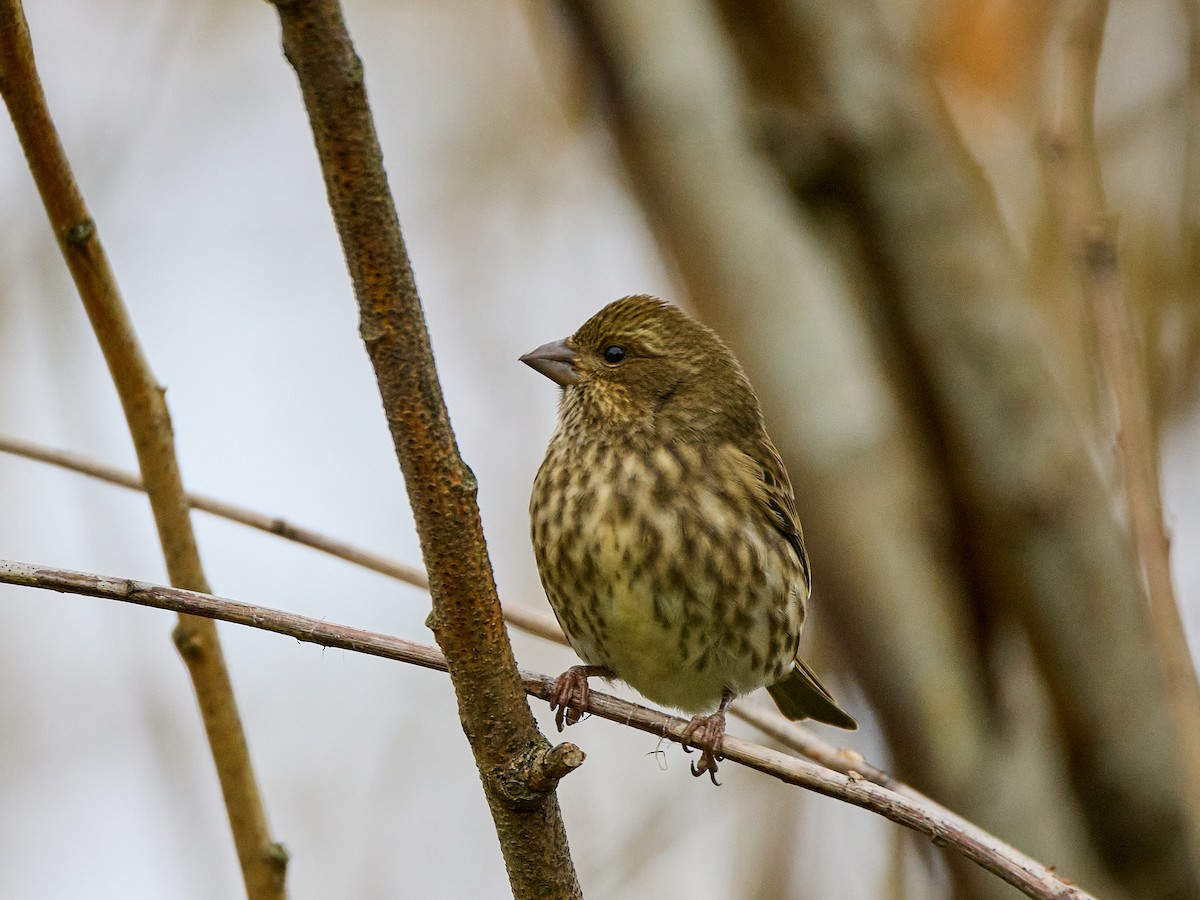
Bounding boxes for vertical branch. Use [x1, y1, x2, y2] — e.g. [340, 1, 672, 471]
[263, 2, 582, 897]
[1042, 0, 1200, 843]
[0, 2, 287, 898]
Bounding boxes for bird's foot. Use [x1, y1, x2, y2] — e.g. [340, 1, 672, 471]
[549, 665, 611, 731]
[680, 690, 734, 785]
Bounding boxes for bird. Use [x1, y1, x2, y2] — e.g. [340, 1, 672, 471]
[522, 294, 856, 781]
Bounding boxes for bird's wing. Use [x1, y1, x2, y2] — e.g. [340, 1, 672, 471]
[730, 440, 811, 593]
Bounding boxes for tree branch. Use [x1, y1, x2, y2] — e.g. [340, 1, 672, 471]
[0, 5, 286, 896]
[263, 1, 580, 896]
[0, 558, 1095, 900]
[1041, 0, 1200, 856]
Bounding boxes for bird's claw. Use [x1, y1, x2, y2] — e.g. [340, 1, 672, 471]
[550, 666, 598, 731]
[689, 755, 723, 785]
[680, 711, 727, 786]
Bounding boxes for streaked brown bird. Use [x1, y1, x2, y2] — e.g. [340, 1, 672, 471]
[522, 295, 856, 781]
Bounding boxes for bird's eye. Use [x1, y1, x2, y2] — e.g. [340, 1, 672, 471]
[603, 345, 627, 364]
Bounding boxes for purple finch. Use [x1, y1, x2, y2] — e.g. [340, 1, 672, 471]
[523, 295, 855, 780]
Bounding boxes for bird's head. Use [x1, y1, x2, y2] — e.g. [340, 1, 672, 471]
[520, 295, 761, 437]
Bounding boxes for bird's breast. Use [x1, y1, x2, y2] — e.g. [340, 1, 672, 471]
[530, 435, 806, 710]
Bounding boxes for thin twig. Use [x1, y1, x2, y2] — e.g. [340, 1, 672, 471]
[1042, 0, 1200, 849]
[0, 558, 1095, 900]
[0, 6, 286, 896]
[264, 1, 580, 896]
[0, 434, 572, 643]
[0, 434, 431, 587]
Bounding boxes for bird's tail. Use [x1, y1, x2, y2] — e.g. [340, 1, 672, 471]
[766, 657, 858, 729]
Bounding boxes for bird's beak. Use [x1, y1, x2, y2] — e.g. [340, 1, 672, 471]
[520, 338, 580, 386]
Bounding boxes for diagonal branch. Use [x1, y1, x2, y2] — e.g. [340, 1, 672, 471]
[0, 558, 1096, 900]
[0, 5, 286, 896]
[263, 1, 580, 896]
